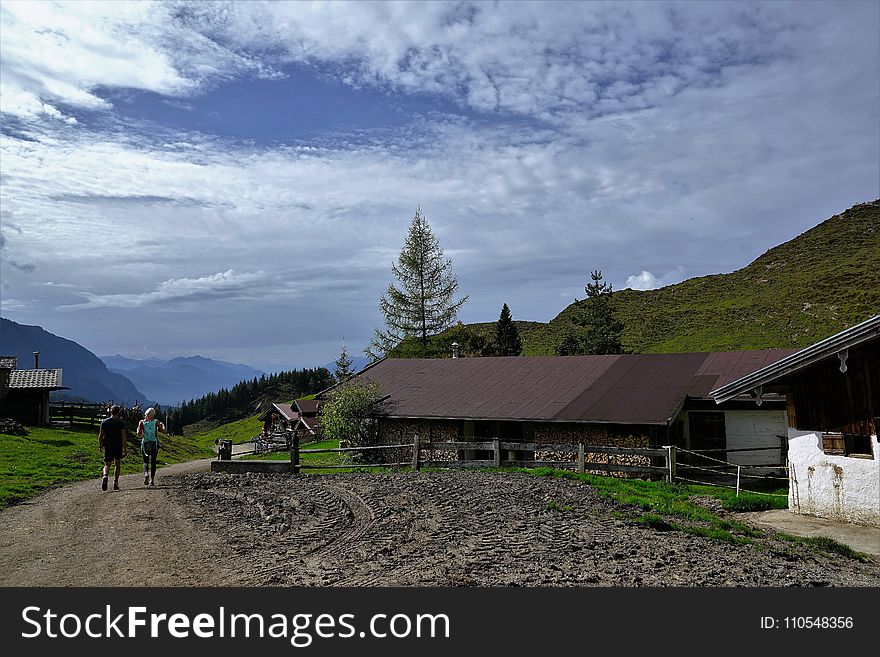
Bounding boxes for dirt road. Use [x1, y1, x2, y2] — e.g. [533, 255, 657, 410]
[2, 467, 879, 586]
[0, 460, 244, 586]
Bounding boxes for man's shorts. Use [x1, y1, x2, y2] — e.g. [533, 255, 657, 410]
[103, 442, 123, 462]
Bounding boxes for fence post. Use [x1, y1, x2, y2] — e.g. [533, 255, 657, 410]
[665, 445, 677, 483]
[290, 433, 300, 475]
[736, 466, 741, 497]
[412, 433, 421, 471]
[577, 443, 585, 474]
[493, 438, 501, 468]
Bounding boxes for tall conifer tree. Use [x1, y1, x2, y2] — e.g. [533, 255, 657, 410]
[334, 342, 355, 382]
[555, 270, 623, 355]
[494, 303, 523, 356]
[367, 207, 467, 359]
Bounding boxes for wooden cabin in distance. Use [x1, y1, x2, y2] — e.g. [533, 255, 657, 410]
[0, 353, 68, 426]
[259, 399, 323, 445]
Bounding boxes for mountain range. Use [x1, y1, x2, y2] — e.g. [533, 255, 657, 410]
[100, 355, 264, 407]
[0, 318, 152, 405]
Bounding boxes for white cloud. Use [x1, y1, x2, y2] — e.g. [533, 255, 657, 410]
[625, 266, 686, 291]
[625, 271, 662, 291]
[60, 269, 266, 310]
[0, 1, 876, 367]
[0, 1, 843, 128]
[0, 0, 277, 123]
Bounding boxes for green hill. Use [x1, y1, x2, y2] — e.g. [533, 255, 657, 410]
[0, 424, 217, 507]
[480, 201, 880, 354]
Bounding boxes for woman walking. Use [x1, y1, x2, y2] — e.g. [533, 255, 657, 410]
[137, 407, 165, 486]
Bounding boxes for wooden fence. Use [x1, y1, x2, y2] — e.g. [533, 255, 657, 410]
[290, 435, 675, 479]
[49, 401, 105, 427]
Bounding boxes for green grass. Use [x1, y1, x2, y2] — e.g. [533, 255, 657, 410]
[241, 438, 350, 472]
[0, 424, 215, 507]
[501, 466, 784, 545]
[239, 438, 411, 475]
[776, 533, 870, 562]
[187, 415, 263, 447]
[546, 500, 573, 512]
[506, 466, 873, 559]
[723, 495, 776, 512]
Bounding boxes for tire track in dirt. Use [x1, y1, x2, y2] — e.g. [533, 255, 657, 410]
[177, 469, 880, 587]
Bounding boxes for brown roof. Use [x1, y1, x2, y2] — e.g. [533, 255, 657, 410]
[298, 416, 321, 433]
[272, 403, 298, 422]
[356, 351, 795, 426]
[295, 399, 320, 415]
[9, 368, 64, 389]
[0, 356, 17, 369]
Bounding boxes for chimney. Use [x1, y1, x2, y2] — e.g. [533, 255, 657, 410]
[451, 342, 460, 359]
[33, 351, 40, 369]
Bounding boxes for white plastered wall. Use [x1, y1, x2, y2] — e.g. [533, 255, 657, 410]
[787, 429, 880, 527]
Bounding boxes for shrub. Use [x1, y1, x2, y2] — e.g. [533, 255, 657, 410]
[320, 380, 386, 464]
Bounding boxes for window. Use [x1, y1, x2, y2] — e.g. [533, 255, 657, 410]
[822, 432, 874, 458]
[844, 434, 874, 458]
[821, 432, 845, 455]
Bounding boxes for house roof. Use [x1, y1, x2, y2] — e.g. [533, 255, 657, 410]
[261, 402, 299, 422]
[273, 403, 299, 422]
[711, 314, 880, 403]
[294, 399, 320, 415]
[355, 350, 795, 426]
[298, 416, 321, 433]
[9, 368, 65, 390]
[0, 356, 17, 369]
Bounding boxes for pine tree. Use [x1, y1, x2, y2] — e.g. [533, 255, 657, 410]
[582, 270, 623, 354]
[494, 303, 523, 356]
[367, 207, 468, 359]
[334, 342, 355, 382]
[555, 330, 582, 356]
[555, 270, 623, 355]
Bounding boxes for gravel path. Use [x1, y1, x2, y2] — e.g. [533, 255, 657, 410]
[2, 467, 878, 587]
[0, 460, 245, 586]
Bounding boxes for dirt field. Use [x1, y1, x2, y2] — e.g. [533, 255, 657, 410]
[180, 470, 880, 587]
[2, 465, 879, 587]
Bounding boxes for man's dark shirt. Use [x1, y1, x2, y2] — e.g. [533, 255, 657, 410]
[100, 416, 126, 448]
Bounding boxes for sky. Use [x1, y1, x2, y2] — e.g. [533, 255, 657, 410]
[1, 0, 878, 372]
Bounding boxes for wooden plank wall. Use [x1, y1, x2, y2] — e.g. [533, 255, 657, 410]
[789, 341, 878, 435]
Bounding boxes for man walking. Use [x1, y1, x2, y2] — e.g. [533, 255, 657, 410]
[99, 405, 127, 491]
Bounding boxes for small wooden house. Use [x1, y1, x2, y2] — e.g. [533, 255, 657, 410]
[0, 355, 68, 426]
[292, 399, 322, 442]
[712, 314, 879, 526]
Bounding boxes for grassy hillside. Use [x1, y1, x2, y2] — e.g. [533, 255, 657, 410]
[0, 424, 216, 507]
[185, 415, 262, 445]
[511, 201, 880, 354]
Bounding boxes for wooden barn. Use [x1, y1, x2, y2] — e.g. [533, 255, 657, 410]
[712, 314, 879, 526]
[339, 350, 797, 467]
[0, 354, 68, 426]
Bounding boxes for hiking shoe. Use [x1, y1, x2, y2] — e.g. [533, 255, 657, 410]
[144, 473, 150, 486]
[101, 476, 108, 491]
[113, 481, 119, 491]
[150, 479, 155, 486]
